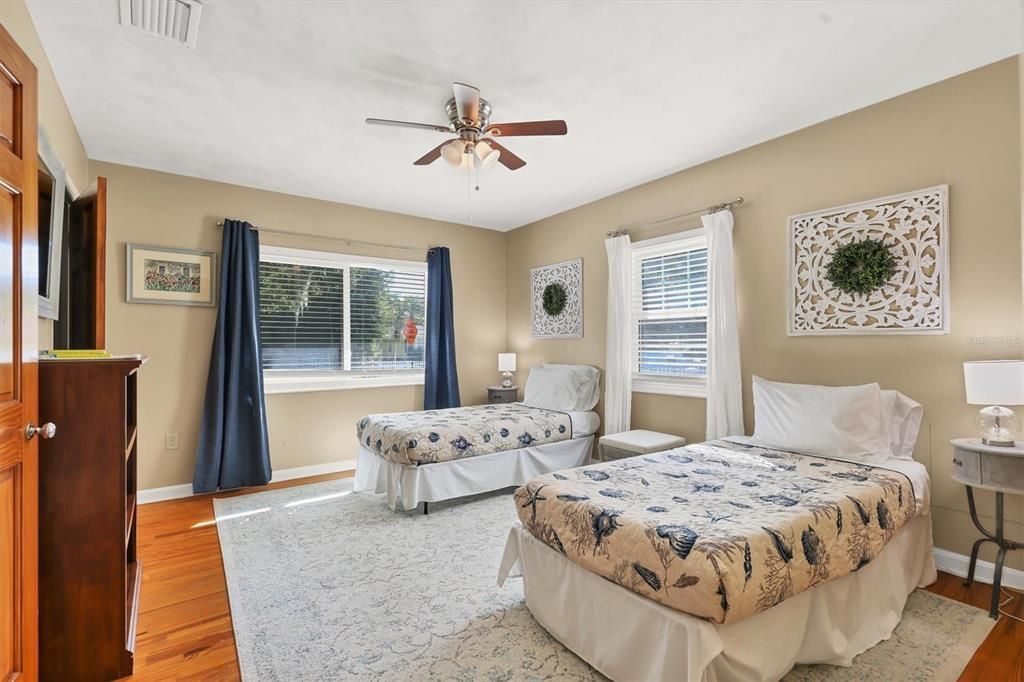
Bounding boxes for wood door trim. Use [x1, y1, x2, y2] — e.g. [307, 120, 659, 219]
[93, 177, 106, 348]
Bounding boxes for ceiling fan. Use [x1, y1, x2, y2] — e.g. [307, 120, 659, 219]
[366, 82, 568, 172]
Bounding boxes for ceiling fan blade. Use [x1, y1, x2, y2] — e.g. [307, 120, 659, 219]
[482, 138, 526, 170]
[413, 139, 457, 166]
[452, 82, 481, 124]
[484, 120, 568, 137]
[366, 118, 452, 133]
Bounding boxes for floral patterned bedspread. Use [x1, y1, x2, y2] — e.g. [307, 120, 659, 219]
[358, 403, 573, 466]
[514, 439, 916, 624]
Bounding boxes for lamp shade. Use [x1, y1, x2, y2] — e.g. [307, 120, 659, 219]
[442, 140, 464, 166]
[964, 360, 1024, 405]
[475, 140, 500, 170]
[498, 353, 517, 372]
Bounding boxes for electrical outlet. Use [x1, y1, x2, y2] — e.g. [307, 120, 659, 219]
[165, 432, 179, 450]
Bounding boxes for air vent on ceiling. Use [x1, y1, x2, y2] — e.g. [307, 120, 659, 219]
[117, 0, 202, 48]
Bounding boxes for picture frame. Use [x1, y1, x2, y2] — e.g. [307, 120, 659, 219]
[531, 258, 583, 338]
[126, 243, 217, 307]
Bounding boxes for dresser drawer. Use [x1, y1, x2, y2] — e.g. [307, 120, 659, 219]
[953, 447, 981, 484]
[981, 452, 1024, 492]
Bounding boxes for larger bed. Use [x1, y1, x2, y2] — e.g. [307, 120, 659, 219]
[499, 376, 933, 681]
[499, 437, 934, 680]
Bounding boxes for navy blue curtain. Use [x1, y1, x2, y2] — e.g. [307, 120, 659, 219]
[424, 246, 460, 409]
[193, 219, 272, 493]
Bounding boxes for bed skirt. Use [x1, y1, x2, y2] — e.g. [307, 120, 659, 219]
[498, 513, 936, 682]
[353, 436, 594, 511]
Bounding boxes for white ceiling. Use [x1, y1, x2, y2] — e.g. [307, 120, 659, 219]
[27, 0, 1023, 231]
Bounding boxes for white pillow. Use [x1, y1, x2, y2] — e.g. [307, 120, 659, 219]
[522, 367, 582, 412]
[881, 390, 923, 460]
[750, 377, 885, 461]
[544, 363, 601, 410]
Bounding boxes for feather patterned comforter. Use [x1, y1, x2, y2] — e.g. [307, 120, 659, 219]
[513, 439, 916, 624]
[358, 403, 573, 466]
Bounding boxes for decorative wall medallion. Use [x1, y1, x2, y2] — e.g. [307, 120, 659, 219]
[788, 185, 949, 336]
[532, 258, 583, 338]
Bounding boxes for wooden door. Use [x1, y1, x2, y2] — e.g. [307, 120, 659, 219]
[0, 24, 39, 682]
[66, 176, 106, 349]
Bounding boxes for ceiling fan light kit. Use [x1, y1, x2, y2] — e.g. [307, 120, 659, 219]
[366, 82, 567, 172]
[475, 141, 500, 170]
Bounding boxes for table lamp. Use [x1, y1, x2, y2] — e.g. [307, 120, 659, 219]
[964, 360, 1024, 446]
[498, 353, 517, 388]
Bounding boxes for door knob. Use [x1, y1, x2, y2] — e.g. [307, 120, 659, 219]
[25, 422, 56, 441]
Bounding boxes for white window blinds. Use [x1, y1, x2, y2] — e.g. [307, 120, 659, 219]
[258, 246, 426, 376]
[631, 231, 708, 379]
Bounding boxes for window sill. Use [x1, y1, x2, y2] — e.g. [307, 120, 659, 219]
[632, 375, 707, 399]
[264, 372, 424, 395]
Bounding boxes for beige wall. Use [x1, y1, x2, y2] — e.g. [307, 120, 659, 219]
[10, 0, 1024, 568]
[95, 162, 506, 490]
[1, 0, 92, 350]
[506, 59, 1024, 568]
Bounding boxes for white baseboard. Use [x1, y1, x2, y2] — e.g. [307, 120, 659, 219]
[137, 459, 357, 505]
[933, 547, 1024, 591]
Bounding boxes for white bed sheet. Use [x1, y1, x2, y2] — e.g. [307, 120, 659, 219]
[565, 409, 601, 438]
[723, 435, 931, 516]
[499, 513, 936, 682]
[354, 435, 594, 511]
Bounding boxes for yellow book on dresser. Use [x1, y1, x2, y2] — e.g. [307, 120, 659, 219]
[41, 349, 112, 359]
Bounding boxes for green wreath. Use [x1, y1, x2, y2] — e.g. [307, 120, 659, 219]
[824, 238, 896, 296]
[542, 282, 568, 316]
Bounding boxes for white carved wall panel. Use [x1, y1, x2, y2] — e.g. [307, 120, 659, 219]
[531, 258, 584, 338]
[787, 185, 949, 336]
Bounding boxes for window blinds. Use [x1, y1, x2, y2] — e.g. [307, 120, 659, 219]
[631, 237, 709, 378]
[349, 266, 427, 372]
[258, 252, 426, 375]
[259, 261, 345, 370]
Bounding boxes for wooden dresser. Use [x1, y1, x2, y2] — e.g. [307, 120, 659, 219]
[38, 356, 145, 680]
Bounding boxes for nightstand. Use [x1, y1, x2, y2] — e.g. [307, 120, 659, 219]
[950, 437, 1024, 619]
[487, 386, 518, 404]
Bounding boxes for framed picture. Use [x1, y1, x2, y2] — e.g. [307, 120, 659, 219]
[531, 258, 583, 338]
[126, 244, 217, 307]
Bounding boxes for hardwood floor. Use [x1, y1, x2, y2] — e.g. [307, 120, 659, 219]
[124, 471, 353, 681]
[124, 474, 1021, 681]
[926, 572, 1024, 680]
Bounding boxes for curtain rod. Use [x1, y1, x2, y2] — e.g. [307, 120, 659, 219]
[215, 220, 429, 255]
[606, 197, 744, 238]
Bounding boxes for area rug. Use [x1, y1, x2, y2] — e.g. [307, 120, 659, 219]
[214, 479, 994, 681]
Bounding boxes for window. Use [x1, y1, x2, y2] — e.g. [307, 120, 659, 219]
[258, 245, 427, 393]
[631, 228, 708, 397]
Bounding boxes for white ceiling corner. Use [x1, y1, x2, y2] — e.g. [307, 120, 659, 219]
[25, 0, 1023, 231]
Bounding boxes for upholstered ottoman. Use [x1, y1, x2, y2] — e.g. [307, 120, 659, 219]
[598, 429, 687, 461]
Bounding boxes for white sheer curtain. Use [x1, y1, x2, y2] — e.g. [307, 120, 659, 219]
[702, 209, 744, 438]
[604, 235, 632, 434]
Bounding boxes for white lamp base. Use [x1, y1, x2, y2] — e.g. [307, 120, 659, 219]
[977, 405, 1020, 447]
[501, 371, 514, 388]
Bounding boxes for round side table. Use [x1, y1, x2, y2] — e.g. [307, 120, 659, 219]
[950, 438, 1024, 619]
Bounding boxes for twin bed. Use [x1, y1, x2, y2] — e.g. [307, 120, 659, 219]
[353, 364, 601, 511]
[499, 437, 934, 680]
[355, 371, 934, 681]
